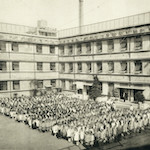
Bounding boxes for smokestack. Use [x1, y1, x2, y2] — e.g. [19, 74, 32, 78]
[79, 0, 84, 34]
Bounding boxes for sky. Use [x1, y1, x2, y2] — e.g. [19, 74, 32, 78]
[0, 0, 150, 30]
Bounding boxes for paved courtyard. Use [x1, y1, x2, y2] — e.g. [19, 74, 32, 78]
[0, 115, 84, 150]
[0, 112, 150, 150]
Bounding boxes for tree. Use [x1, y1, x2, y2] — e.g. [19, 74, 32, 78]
[134, 91, 145, 103]
[89, 75, 101, 100]
[30, 80, 43, 97]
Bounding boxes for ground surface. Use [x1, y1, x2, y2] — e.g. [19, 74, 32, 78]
[0, 115, 84, 150]
[0, 105, 150, 150]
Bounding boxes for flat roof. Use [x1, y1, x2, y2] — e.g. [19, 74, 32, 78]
[58, 11, 150, 38]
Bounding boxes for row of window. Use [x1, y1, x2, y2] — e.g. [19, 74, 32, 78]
[0, 36, 143, 54]
[0, 62, 56, 71]
[0, 80, 56, 91]
[0, 61, 144, 73]
[0, 41, 55, 54]
[0, 81, 20, 91]
[0, 61, 143, 73]
[59, 36, 143, 56]
[60, 60, 143, 74]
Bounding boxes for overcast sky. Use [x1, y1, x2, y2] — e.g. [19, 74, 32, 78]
[0, 0, 150, 30]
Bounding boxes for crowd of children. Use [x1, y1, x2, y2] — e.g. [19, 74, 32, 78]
[0, 92, 150, 148]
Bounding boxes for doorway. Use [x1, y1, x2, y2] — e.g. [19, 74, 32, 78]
[120, 88, 128, 100]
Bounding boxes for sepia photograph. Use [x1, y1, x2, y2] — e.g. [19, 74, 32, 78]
[0, 0, 150, 149]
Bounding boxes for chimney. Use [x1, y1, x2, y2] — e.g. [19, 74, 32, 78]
[79, 0, 84, 34]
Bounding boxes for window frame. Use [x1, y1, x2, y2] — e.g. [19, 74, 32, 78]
[12, 62, 19, 71]
[13, 80, 20, 90]
[0, 81, 7, 91]
[37, 80, 43, 89]
[0, 61, 6, 71]
[50, 45, 55, 54]
[108, 40, 114, 52]
[50, 62, 56, 71]
[37, 62, 43, 71]
[36, 44, 42, 53]
[12, 42, 19, 52]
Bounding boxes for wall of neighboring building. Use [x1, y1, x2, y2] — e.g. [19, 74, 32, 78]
[58, 26, 150, 101]
[0, 34, 59, 98]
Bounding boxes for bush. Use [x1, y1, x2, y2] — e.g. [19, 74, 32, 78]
[134, 91, 145, 103]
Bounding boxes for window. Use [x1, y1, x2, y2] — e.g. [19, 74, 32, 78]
[61, 80, 65, 90]
[68, 45, 73, 55]
[108, 61, 114, 73]
[12, 42, 18, 52]
[0, 81, 7, 91]
[96, 41, 102, 53]
[87, 62, 91, 73]
[108, 40, 114, 52]
[108, 83, 114, 97]
[78, 89, 82, 94]
[86, 43, 91, 54]
[77, 62, 82, 73]
[36, 45, 42, 53]
[77, 44, 82, 55]
[135, 36, 142, 50]
[0, 41, 6, 52]
[72, 84, 76, 91]
[97, 62, 102, 73]
[37, 80, 43, 88]
[50, 62, 56, 71]
[69, 81, 73, 90]
[0, 61, 6, 71]
[12, 62, 19, 71]
[120, 38, 127, 51]
[69, 63, 73, 73]
[50, 46, 55, 54]
[13, 81, 20, 90]
[100, 82, 102, 93]
[135, 60, 142, 73]
[51, 80, 56, 87]
[61, 63, 65, 73]
[37, 62, 43, 71]
[121, 61, 127, 73]
[59, 46, 64, 55]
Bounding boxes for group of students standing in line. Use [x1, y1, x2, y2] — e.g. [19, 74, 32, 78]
[0, 92, 150, 148]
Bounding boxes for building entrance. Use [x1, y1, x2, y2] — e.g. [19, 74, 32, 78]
[120, 88, 128, 101]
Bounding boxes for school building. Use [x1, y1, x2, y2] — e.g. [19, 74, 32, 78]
[0, 12, 150, 101]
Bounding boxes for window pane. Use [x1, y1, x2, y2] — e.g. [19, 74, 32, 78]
[0, 62, 6, 71]
[96, 41, 102, 53]
[86, 43, 91, 54]
[36, 45, 42, 53]
[12, 62, 19, 71]
[12, 42, 18, 52]
[69, 63, 73, 72]
[0, 41, 6, 51]
[37, 62, 43, 70]
[77, 44, 82, 55]
[51, 80, 56, 87]
[108, 40, 114, 52]
[50, 46, 55, 54]
[0, 81, 7, 91]
[108, 62, 114, 72]
[50, 63, 55, 71]
[120, 38, 127, 51]
[135, 36, 142, 50]
[37, 80, 43, 88]
[78, 63, 82, 72]
[13, 81, 20, 90]
[97, 62, 102, 72]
